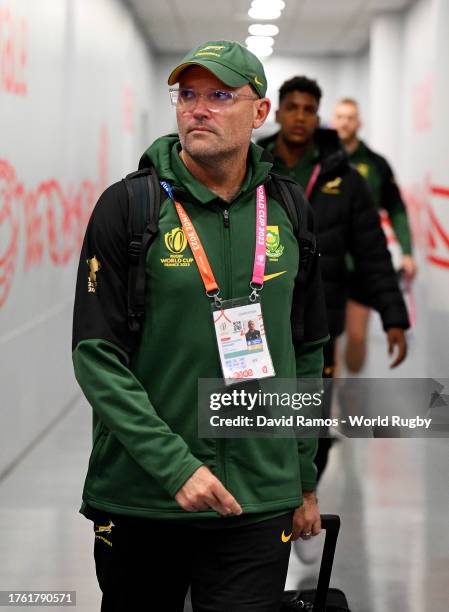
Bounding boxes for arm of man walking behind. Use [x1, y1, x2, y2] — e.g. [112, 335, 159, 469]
[72, 182, 204, 501]
[376, 155, 416, 279]
[348, 171, 410, 367]
[291, 202, 329, 539]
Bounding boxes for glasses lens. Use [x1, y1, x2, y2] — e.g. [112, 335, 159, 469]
[171, 88, 238, 111]
[206, 90, 234, 109]
[169, 89, 179, 106]
[178, 88, 196, 106]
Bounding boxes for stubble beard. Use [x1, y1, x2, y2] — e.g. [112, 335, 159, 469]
[181, 131, 243, 166]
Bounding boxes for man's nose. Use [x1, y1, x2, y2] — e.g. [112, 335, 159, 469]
[191, 93, 211, 118]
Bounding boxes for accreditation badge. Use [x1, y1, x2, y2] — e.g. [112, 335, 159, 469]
[212, 297, 276, 386]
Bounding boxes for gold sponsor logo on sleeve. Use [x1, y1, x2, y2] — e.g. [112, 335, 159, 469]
[87, 256, 101, 293]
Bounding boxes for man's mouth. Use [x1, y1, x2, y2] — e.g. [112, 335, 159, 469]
[188, 126, 214, 134]
[291, 127, 306, 136]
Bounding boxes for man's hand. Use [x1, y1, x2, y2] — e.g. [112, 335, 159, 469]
[386, 327, 407, 368]
[175, 465, 243, 516]
[400, 255, 417, 281]
[291, 491, 321, 541]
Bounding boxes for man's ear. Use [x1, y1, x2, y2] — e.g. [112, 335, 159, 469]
[316, 114, 321, 128]
[275, 109, 280, 124]
[253, 98, 271, 129]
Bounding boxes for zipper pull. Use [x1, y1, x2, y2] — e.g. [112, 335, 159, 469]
[223, 209, 230, 228]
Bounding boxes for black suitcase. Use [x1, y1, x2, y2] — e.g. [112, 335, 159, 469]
[281, 514, 350, 611]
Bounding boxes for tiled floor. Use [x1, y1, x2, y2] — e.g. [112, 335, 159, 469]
[1, 284, 448, 611]
[0, 400, 100, 611]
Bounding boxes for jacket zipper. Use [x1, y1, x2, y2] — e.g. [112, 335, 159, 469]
[222, 208, 232, 298]
[216, 206, 232, 487]
[223, 208, 230, 228]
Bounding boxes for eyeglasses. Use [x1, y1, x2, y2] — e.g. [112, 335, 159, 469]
[169, 87, 258, 112]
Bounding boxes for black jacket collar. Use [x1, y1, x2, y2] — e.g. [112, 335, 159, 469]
[258, 128, 348, 177]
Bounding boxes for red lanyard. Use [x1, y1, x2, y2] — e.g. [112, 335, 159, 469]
[173, 185, 267, 305]
[305, 163, 321, 199]
[174, 200, 219, 295]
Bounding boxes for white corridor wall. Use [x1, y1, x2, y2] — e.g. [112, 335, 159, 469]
[373, 0, 449, 375]
[0, 0, 158, 474]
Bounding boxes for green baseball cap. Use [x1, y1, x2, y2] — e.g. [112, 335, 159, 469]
[167, 40, 267, 98]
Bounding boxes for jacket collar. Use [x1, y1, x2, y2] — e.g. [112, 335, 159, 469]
[258, 128, 348, 177]
[139, 134, 272, 204]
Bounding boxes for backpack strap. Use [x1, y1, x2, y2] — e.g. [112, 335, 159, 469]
[123, 167, 161, 334]
[268, 173, 317, 268]
[268, 173, 318, 342]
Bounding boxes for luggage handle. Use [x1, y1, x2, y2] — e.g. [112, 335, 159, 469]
[312, 514, 340, 611]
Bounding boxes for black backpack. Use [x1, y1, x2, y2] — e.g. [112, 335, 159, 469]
[123, 166, 317, 339]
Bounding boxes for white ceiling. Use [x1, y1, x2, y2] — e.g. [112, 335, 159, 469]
[127, 0, 416, 57]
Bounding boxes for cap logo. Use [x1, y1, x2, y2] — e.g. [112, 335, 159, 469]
[195, 45, 226, 58]
[200, 45, 225, 50]
[195, 51, 221, 57]
[254, 75, 263, 86]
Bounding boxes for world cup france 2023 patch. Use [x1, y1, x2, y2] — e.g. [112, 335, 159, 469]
[160, 226, 194, 268]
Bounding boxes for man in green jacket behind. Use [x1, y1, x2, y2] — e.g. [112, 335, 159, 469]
[72, 41, 329, 611]
[332, 97, 416, 372]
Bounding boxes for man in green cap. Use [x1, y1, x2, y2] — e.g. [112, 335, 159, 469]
[72, 41, 329, 611]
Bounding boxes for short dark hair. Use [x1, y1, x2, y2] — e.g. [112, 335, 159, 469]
[279, 76, 322, 106]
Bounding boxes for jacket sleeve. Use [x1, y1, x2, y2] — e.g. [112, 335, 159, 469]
[376, 154, 413, 255]
[72, 181, 203, 498]
[347, 169, 410, 330]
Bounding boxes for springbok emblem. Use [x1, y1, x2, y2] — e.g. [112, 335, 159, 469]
[87, 256, 101, 292]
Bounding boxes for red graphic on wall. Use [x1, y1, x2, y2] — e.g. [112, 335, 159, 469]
[403, 180, 449, 270]
[0, 5, 28, 96]
[428, 185, 449, 270]
[0, 126, 109, 308]
[0, 160, 21, 307]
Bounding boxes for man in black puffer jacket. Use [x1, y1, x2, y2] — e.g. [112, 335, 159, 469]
[258, 75, 410, 482]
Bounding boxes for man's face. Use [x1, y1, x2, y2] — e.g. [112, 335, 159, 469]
[332, 102, 361, 143]
[176, 66, 269, 162]
[275, 91, 319, 147]
[248, 320, 255, 331]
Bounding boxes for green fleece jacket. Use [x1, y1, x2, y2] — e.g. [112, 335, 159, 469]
[349, 140, 413, 255]
[72, 134, 329, 527]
